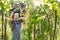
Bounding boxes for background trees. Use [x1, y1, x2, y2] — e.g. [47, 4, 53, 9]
[0, 0, 60, 40]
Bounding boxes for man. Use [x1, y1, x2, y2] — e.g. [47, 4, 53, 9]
[10, 10, 24, 40]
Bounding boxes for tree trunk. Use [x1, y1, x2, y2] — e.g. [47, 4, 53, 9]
[53, 10, 57, 40]
[34, 24, 36, 40]
[2, 12, 4, 40]
[4, 18, 7, 40]
[41, 20, 44, 40]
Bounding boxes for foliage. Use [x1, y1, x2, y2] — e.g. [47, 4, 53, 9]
[0, 0, 60, 40]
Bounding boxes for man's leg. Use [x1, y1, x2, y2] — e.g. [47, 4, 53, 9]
[17, 33, 20, 40]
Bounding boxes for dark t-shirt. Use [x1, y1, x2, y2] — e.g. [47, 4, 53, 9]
[11, 20, 22, 31]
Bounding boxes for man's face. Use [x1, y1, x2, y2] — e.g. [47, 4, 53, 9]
[14, 13, 19, 20]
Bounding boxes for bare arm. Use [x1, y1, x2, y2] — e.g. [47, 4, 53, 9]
[9, 12, 13, 21]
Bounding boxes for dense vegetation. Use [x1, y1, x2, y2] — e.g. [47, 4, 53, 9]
[0, 0, 60, 40]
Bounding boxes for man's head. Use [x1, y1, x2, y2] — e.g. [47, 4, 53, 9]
[13, 10, 20, 20]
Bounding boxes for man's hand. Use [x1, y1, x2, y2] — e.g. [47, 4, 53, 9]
[19, 17, 24, 20]
[19, 17, 25, 22]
